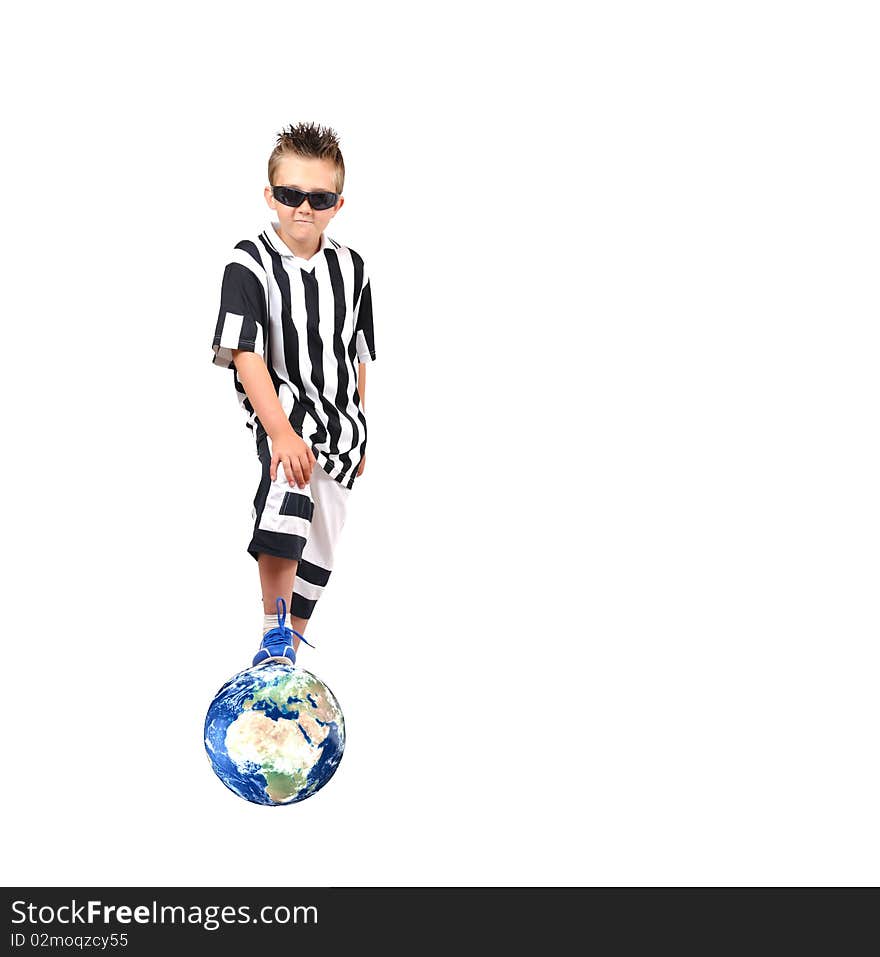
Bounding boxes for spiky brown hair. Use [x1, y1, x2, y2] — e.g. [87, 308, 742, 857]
[268, 121, 345, 194]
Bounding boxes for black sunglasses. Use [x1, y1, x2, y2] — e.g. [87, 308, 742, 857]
[271, 185, 339, 211]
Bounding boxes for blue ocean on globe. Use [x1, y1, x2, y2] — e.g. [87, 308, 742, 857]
[204, 661, 345, 805]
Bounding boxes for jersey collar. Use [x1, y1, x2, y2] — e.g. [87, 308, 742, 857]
[264, 220, 330, 263]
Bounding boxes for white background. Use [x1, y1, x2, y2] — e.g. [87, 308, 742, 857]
[3, 1, 878, 886]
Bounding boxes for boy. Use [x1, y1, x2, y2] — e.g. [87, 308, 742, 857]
[211, 122, 376, 667]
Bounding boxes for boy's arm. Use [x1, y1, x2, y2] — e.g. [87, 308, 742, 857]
[232, 350, 293, 440]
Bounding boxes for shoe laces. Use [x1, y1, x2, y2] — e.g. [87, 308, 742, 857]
[265, 596, 315, 650]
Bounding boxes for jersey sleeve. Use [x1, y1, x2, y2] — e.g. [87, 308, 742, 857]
[212, 257, 268, 369]
[354, 271, 376, 363]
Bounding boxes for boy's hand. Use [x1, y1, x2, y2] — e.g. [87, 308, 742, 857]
[270, 428, 316, 489]
[357, 454, 366, 477]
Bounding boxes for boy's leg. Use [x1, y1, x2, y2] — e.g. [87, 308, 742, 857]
[258, 554, 304, 651]
[290, 613, 309, 640]
[258, 554, 299, 615]
[286, 466, 351, 640]
[249, 430, 316, 653]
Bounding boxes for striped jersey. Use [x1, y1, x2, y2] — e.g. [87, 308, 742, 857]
[212, 220, 376, 489]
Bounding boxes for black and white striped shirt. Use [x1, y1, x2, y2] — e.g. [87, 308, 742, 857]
[212, 220, 376, 489]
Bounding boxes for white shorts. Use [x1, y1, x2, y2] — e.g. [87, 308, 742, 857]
[247, 433, 351, 619]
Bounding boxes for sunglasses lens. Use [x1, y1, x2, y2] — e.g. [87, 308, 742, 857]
[274, 186, 305, 207]
[309, 192, 337, 210]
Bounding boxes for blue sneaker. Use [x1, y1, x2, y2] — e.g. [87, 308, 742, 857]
[252, 596, 314, 667]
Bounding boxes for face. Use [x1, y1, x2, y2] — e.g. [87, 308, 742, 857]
[264, 154, 344, 250]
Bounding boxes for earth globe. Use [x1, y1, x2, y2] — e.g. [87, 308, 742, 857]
[204, 659, 345, 805]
